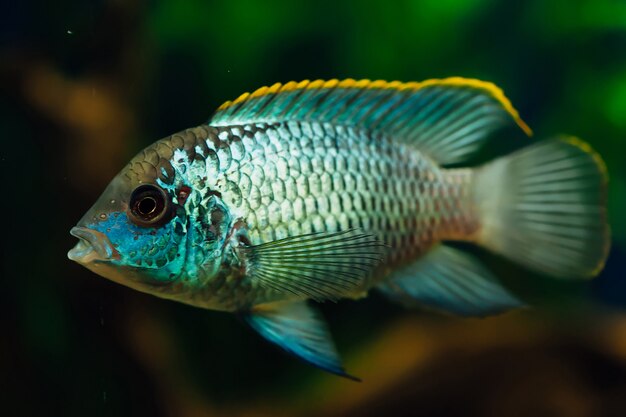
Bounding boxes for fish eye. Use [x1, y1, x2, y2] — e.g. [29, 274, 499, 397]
[129, 184, 170, 226]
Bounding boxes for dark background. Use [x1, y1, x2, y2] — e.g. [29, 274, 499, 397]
[1, 1, 626, 416]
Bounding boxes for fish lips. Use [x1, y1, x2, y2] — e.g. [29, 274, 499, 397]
[68, 227, 119, 263]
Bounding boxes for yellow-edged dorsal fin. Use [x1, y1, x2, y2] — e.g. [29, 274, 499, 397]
[210, 78, 532, 165]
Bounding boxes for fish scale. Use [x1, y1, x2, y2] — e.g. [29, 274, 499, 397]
[190, 121, 475, 276]
[127, 122, 471, 307]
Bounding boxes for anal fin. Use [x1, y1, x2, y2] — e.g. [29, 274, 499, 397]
[244, 301, 359, 380]
[378, 245, 524, 317]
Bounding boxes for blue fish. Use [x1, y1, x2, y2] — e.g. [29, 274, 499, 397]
[68, 78, 610, 379]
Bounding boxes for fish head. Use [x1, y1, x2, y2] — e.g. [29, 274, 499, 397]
[68, 134, 232, 296]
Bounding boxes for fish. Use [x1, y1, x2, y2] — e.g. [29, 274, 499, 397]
[68, 77, 610, 379]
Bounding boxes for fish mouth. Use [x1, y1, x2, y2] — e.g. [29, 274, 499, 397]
[68, 227, 118, 263]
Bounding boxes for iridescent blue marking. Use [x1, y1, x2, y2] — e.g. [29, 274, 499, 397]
[88, 212, 187, 282]
[244, 303, 359, 381]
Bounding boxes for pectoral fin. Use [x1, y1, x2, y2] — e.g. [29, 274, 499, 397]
[244, 301, 359, 380]
[238, 229, 387, 302]
[378, 245, 524, 316]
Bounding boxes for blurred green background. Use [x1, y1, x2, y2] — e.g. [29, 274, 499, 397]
[1, 0, 626, 416]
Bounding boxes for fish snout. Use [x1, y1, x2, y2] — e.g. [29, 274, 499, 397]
[68, 227, 118, 263]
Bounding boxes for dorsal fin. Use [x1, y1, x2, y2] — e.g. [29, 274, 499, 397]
[209, 78, 532, 165]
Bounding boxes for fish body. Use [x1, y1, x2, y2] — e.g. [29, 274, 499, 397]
[69, 78, 610, 378]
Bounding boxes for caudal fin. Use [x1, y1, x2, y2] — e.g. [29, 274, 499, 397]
[473, 137, 610, 278]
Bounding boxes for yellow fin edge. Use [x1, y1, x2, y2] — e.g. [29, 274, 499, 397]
[215, 77, 533, 136]
[560, 135, 609, 183]
[559, 135, 611, 277]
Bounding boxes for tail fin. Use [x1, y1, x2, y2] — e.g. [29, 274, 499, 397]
[473, 137, 610, 278]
